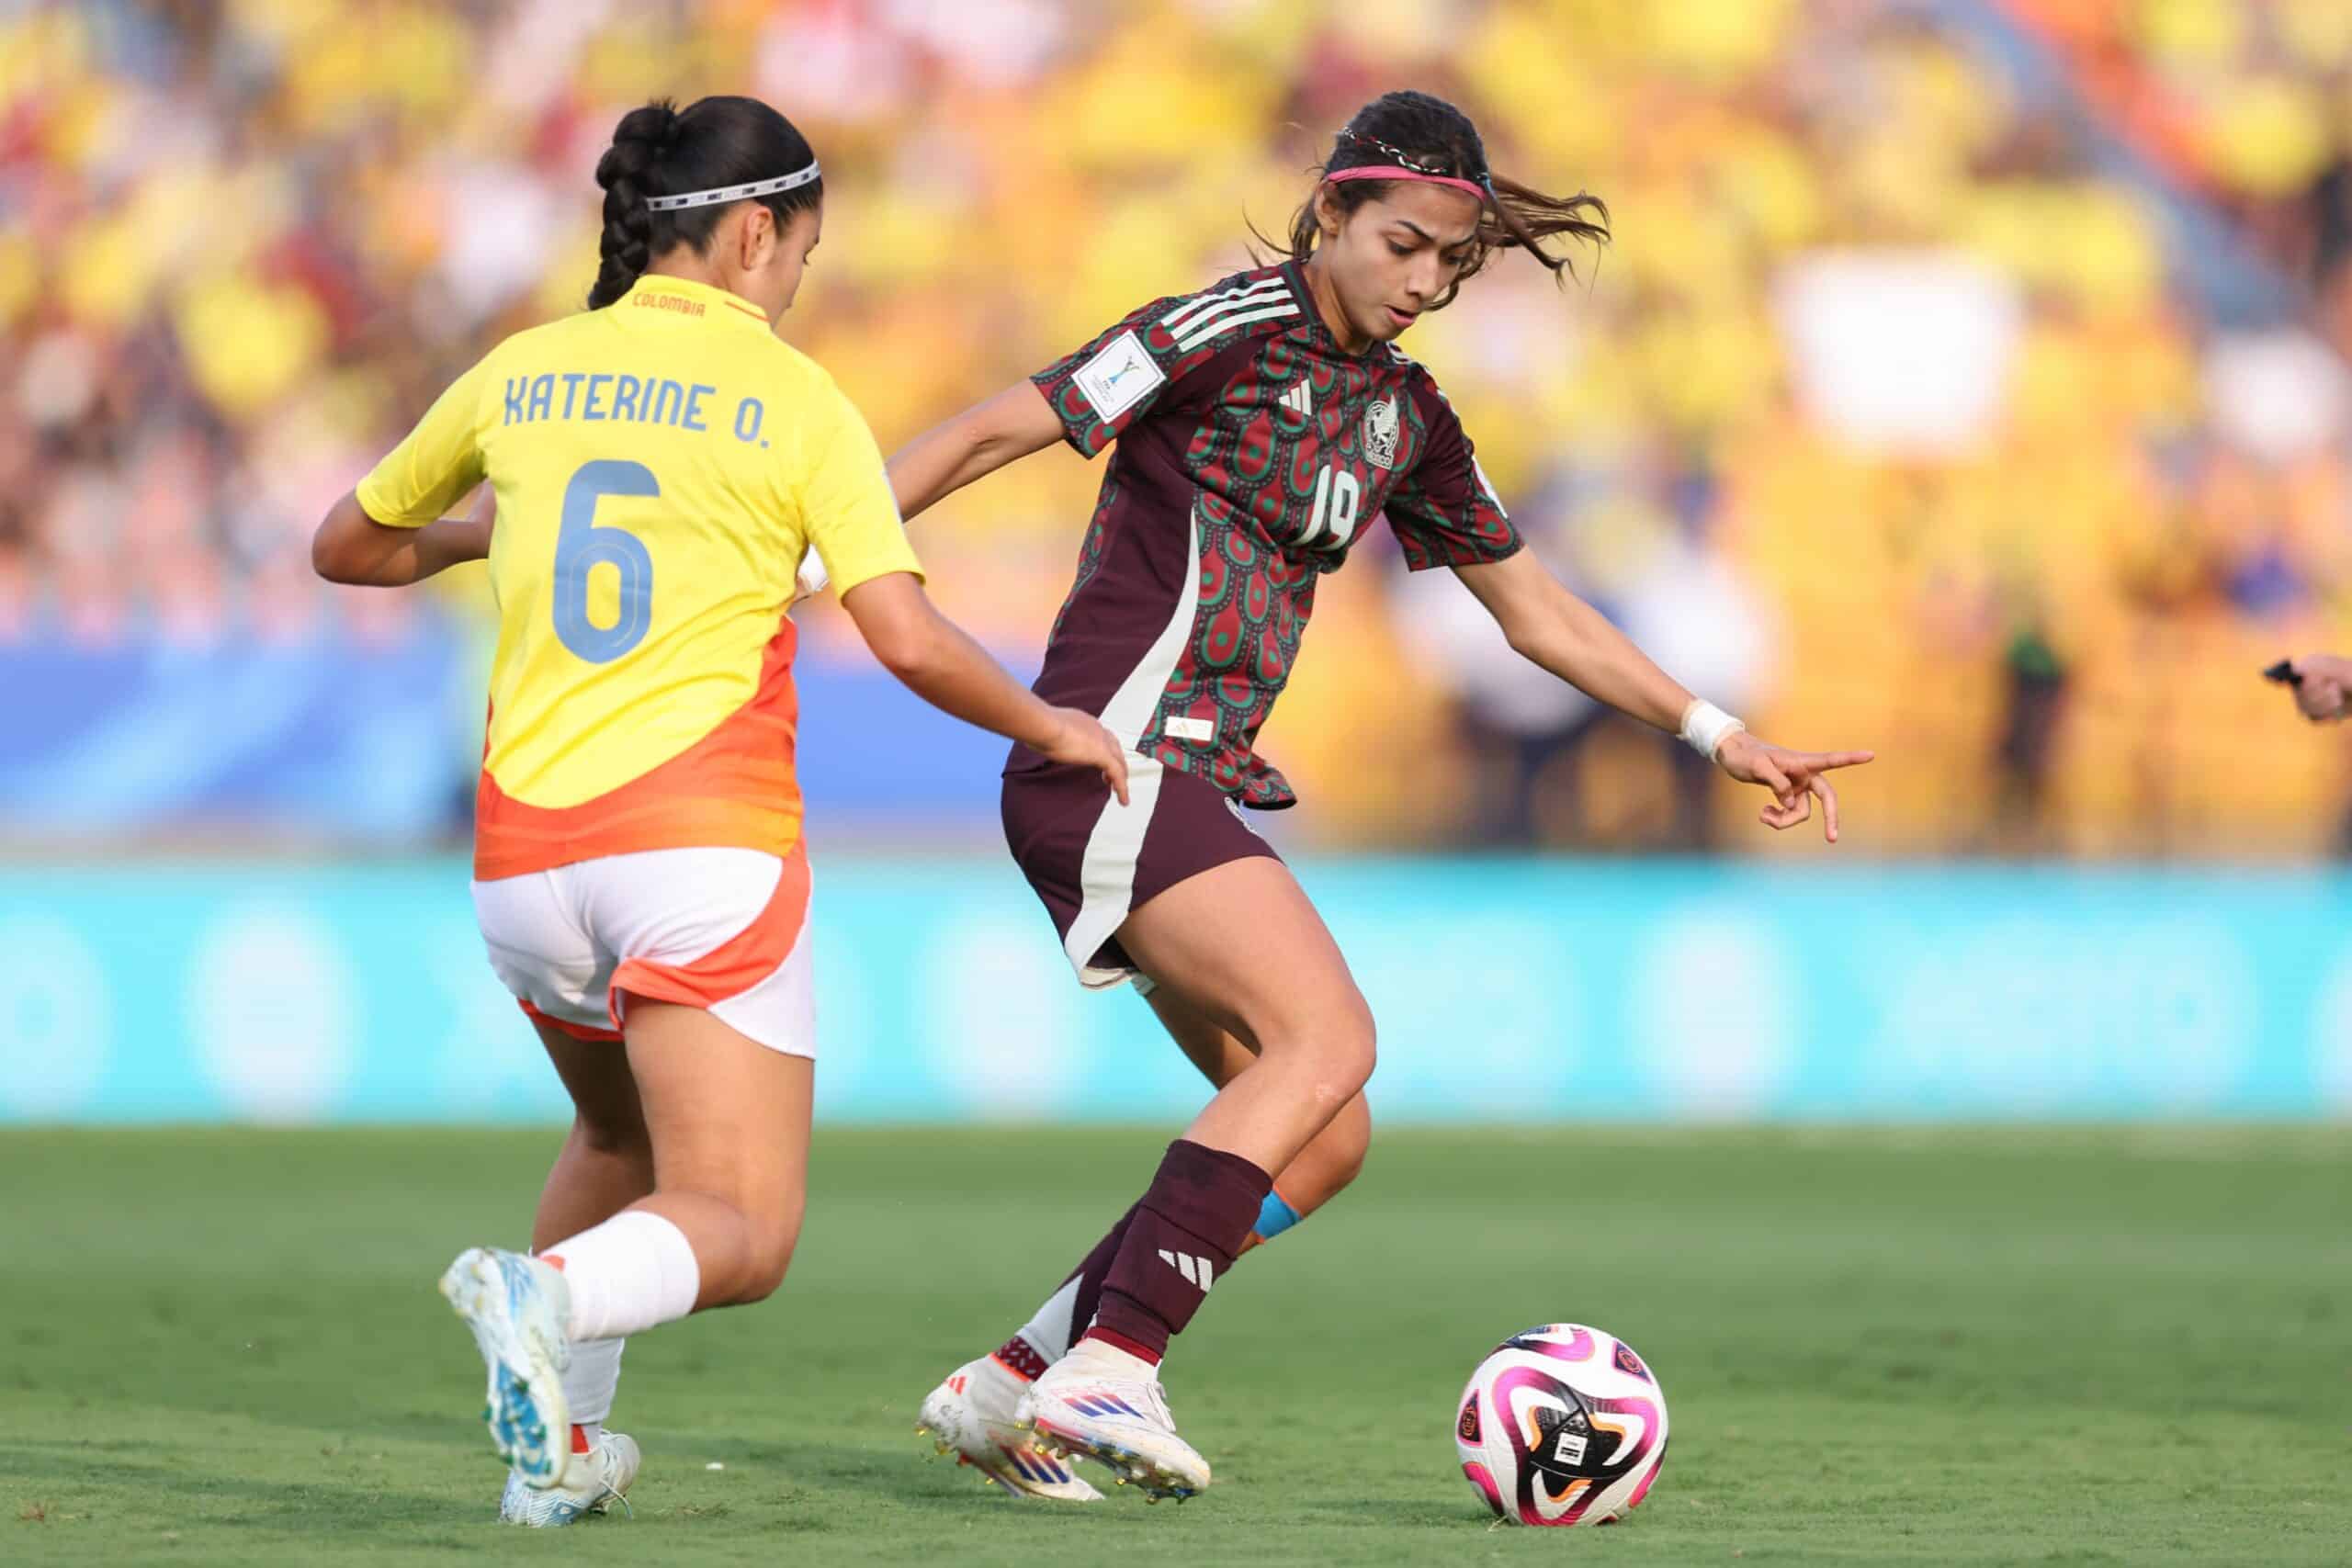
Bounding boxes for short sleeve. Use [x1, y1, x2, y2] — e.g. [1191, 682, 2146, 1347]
[1030, 292, 1224, 458]
[1384, 386, 1523, 572]
[797, 381, 922, 598]
[356, 356, 493, 528]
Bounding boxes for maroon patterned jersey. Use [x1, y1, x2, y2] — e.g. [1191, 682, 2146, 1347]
[1020, 261, 1521, 807]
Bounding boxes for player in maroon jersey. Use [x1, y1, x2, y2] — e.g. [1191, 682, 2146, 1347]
[891, 90, 1874, 1501]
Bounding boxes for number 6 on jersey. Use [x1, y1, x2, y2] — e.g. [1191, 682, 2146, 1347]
[554, 459, 658, 662]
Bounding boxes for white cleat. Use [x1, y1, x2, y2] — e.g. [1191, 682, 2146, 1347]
[438, 1247, 573, 1490]
[500, 1431, 640, 1527]
[1016, 1338, 1210, 1503]
[916, 1356, 1102, 1502]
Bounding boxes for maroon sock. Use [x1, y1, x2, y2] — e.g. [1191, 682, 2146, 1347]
[1062, 1201, 1139, 1349]
[996, 1202, 1140, 1379]
[1084, 1140, 1272, 1364]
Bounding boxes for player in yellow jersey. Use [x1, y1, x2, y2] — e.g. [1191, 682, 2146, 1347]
[311, 96, 1125, 1525]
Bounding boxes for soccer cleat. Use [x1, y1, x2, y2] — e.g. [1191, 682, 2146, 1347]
[916, 1355, 1102, 1502]
[500, 1431, 640, 1527]
[1016, 1338, 1210, 1503]
[438, 1247, 573, 1490]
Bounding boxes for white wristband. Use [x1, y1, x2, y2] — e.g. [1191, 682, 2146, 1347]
[1679, 698, 1745, 761]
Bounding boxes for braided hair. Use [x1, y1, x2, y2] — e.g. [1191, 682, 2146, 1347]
[1279, 90, 1610, 310]
[588, 96, 822, 310]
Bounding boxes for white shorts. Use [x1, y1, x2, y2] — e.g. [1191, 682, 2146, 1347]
[471, 844, 816, 1058]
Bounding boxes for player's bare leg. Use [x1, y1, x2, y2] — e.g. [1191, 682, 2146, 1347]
[1143, 988, 1370, 1249]
[530, 1023, 655, 1250]
[616, 999, 811, 1312]
[443, 1002, 810, 1503]
[1116, 858, 1375, 1180]
[1016, 858, 1374, 1500]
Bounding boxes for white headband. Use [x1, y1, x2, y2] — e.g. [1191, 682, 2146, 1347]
[644, 162, 821, 212]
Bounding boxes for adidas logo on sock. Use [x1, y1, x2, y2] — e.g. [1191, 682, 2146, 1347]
[1277, 381, 1313, 418]
[1158, 1249, 1216, 1291]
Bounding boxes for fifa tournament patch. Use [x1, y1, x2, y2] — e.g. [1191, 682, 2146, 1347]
[1363, 394, 1401, 469]
[1071, 330, 1164, 423]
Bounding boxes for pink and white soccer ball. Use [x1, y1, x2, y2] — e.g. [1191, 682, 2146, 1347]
[1453, 1323, 1668, 1527]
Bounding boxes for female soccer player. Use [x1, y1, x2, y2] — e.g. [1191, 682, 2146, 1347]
[311, 95, 1125, 1526]
[896, 90, 1873, 1502]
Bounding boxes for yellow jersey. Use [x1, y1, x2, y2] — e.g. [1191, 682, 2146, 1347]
[356, 273, 920, 879]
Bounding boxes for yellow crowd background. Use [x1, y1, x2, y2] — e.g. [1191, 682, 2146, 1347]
[10, 0, 2352, 854]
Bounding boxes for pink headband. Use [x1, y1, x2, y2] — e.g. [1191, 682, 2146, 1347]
[1325, 165, 1489, 202]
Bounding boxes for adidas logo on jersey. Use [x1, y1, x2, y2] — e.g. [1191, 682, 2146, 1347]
[1277, 381, 1314, 418]
[1158, 1249, 1216, 1291]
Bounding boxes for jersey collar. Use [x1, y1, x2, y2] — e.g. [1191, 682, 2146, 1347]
[623, 274, 775, 333]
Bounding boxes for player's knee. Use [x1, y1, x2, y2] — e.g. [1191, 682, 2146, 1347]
[1250, 990, 1374, 1104]
[731, 1214, 802, 1304]
[1315, 1000, 1377, 1104]
[735, 1246, 794, 1304]
[1326, 1098, 1372, 1194]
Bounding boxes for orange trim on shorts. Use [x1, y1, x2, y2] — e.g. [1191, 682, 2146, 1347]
[608, 840, 811, 1023]
[472, 617, 806, 881]
[517, 998, 624, 1043]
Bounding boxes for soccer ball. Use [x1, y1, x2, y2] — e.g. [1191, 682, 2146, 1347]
[1453, 1323, 1668, 1527]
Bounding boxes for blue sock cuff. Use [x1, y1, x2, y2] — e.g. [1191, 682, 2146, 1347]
[1253, 1188, 1303, 1242]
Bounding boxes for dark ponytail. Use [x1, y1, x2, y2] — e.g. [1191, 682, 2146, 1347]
[1274, 90, 1610, 310]
[587, 95, 823, 310]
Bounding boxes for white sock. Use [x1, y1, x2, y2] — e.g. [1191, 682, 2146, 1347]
[560, 1335, 626, 1448]
[1012, 1275, 1081, 1368]
[541, 1211, 700, 1340]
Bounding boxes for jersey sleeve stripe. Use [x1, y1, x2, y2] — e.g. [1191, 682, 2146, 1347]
[1159, 276, 1289, 336]
[1173, 300, 1298, 353]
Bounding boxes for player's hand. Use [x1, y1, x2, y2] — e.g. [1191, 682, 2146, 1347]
[1038, 706, 1131, 805]
[2290, 654, 2352, 723]
[1714, 732, 1875, 844]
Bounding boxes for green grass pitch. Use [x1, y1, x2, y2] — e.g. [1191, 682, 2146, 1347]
[2, 1124, 2345, 1564]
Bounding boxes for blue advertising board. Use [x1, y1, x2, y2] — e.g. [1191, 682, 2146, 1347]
[3, 858, 2346, 1123]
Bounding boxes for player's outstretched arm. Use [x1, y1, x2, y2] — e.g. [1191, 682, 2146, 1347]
[885, 381, 1067, 523]
[311, 488, 493, 587]
[1452, 550, 1873, 842]
[840, 570, 1128, 804]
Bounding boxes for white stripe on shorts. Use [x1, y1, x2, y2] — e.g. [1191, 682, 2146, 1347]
[1060, 499, 1204, 987]
[1063, 754, 1166, 989]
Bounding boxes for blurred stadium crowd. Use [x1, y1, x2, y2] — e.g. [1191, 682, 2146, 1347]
[9, 0, 2352, 854]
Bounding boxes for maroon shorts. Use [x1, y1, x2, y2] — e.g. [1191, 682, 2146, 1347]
[1001, 756, 1283, 988]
